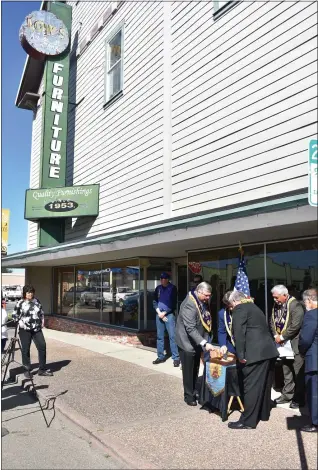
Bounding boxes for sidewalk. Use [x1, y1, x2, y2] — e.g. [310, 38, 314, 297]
[5, 328, 318, 470]
[2, 382, 123, 470]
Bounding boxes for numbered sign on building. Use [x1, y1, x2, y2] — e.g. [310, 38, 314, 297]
[309, 140, 318, 207]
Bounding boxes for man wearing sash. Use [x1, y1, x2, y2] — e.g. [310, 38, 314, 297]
[175, 282, 215, 406]
[270, 285, 305, 408]
[218, 291, 236, 355]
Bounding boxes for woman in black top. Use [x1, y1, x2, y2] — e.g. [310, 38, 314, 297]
[13, 284, 53, 378]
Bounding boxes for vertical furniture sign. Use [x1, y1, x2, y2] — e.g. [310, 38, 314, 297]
[40, 2, 72, 188]
[39, 2, 72, 246]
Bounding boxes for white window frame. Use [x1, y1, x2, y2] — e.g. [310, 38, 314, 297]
[213, 1, 239, 18]
[104, 22, 124, 104]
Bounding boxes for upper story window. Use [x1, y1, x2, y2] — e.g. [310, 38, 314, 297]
[213, 1, 239, 18]
[105, 24, 124, 104]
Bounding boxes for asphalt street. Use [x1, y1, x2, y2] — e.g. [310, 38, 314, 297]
[1, 381, 125, 470]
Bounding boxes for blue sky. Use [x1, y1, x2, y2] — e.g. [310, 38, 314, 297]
[2, 1, 41, 256]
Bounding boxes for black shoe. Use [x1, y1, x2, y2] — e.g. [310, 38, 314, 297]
[38, 370, 53, 377]
[275, 396, 291, 405]
[228, 421, 254, 430]
[185, 400, 197, 406]
[173, 360, 180, 367]
[301, 424, 318, 433]
[24, 371, 32, 380]
[152, 358, 166, 365]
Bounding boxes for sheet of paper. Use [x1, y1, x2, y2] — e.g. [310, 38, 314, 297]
[276, 339, 294, 358]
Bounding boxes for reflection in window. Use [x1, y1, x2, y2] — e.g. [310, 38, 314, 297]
[53, 266, 75, 317]
[266, 239, 318, 316]
[101, 262, 140, 329]
[105, 27, 123, 102]
[188, 246, 265, 341]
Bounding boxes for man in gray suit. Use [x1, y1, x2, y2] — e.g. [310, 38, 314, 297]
[270, 284, 305, 408]
[175, 282, 215, 406]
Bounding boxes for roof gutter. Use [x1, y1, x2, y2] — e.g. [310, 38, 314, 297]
[2, 193, 310, 264]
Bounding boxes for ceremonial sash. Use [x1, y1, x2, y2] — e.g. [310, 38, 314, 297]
[189, 292, 211, 333]
[272, 296, 295, 335]
[224, 309, 235, 347]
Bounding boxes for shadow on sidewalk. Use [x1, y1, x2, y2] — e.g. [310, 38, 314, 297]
[286, 415, 312, 470]
[9, 359, 71, 378]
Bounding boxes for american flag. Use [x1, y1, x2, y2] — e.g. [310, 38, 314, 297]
[234, 255, 250, 297]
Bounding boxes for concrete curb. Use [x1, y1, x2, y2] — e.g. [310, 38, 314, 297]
[10, 372, 158, 470]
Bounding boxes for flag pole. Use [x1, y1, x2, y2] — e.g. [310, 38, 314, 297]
[238, 241, 244, 260]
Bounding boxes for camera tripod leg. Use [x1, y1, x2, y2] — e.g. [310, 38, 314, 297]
[1, 338, 15, 388]
[28, 374, 50, 428]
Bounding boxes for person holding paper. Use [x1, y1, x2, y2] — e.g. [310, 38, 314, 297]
[299, 289, 318, 433]
[270, 285, 305, 409]
[152, 272, 180, 367]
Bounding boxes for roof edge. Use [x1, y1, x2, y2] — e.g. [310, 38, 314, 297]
[15, 1, 48, 108]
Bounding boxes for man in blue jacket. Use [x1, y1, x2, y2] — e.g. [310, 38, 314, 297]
[152, 272, 180, 367]
[299, 288, 318, 433]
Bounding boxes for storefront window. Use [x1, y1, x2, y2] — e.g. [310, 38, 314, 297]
[265, 238, 318, 316]
[101, 260, 140, 329]
[73, 264, 103, 323]
[188, 245, 265, 342]
[139, 260, 172, 330]
[53, 266, 75, 317]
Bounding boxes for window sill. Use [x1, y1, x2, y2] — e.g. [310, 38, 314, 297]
[213, 1, 240, 20]
[103, 90, 123, 110]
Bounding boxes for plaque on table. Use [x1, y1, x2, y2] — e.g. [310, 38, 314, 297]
[209, 351, 237, 366]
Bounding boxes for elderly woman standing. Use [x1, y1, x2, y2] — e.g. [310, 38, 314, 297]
[13, 284, 53, 379]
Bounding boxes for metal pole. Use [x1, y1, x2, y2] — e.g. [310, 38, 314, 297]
[143, 265, 147, 330]
[264, 243, 268, 323]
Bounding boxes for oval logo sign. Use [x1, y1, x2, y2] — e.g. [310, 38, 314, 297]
[44, 200, 78, 213]
[19, 11, 69, 60]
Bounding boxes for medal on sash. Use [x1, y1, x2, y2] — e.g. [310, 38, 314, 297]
[272, 296, 295, 335]
[189, 292, 211, 333]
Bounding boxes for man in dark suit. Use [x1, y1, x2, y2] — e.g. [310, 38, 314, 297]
[228, 291, 279, 429]
[270, 285, 305, 408]
[299, 288, 318, 433]
[175, 282, 215, 406]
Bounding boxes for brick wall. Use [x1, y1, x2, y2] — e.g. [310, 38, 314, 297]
[45, 316, 160, 348]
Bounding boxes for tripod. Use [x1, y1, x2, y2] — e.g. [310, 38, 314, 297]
[1, 320, 49, 427]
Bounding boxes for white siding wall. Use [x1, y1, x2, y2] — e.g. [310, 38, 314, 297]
[26, 1, 318, 247]
[171, 0, 318, 217]
[27, 77, 44, 250]
[64, 0, 165, 241]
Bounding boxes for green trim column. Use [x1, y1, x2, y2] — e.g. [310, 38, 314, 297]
[39, 2, 72, 247]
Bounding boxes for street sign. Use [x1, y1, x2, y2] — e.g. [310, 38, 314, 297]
[24, 185, 100, 220]
[309, 140, 318, 207]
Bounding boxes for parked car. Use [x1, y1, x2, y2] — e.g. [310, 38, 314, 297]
[103, 286, 136, 308]
[5, 285, 23, 301]
[62, 286, 88, 306]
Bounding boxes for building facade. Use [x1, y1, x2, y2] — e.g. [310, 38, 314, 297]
[4, 0, 318, 346]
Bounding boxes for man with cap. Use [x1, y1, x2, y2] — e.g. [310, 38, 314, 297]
[153, 272, 180, 367]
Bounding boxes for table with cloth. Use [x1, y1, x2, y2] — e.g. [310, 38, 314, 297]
[199, 350, 243, 421]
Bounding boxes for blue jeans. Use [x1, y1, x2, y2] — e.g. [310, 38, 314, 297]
[156, 313, 179, 361]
